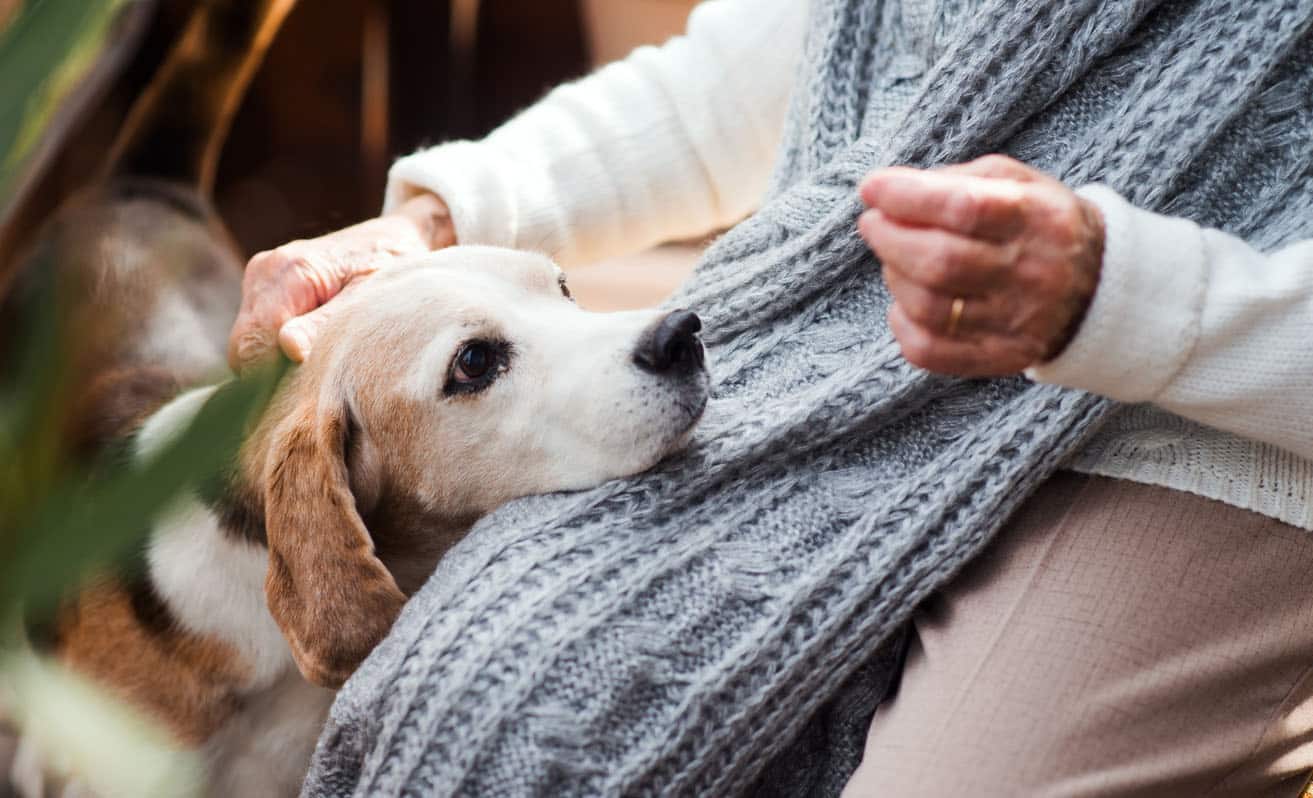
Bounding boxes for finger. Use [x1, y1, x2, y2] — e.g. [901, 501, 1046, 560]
[858, 208, 1013, 294]
[278, 299, 345, 363]
[228, 312, 250, 372]
[227, 247, 345, 372]
[860, 167, 1027, 241]
[228, 285, 306, 372]
[881, 267, 996, 335]
[888, 304, 1042, 377]
[229, 311, 283, 373]
[940, 154, 1043, 183]
[228, 293, 304, 373]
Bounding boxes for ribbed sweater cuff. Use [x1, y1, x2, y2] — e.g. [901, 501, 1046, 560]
[383, 141, 519, 249]
[1026, 185, 1207, 402]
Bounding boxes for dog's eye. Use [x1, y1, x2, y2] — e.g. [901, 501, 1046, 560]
[456, 342, 493, 380]
[445, 339, 511, 395]
[557, 272, 573, 301]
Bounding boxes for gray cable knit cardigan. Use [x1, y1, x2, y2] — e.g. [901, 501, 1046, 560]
[304, 1, 1313, 795]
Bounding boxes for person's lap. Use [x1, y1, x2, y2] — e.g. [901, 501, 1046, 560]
[843, 471, 1313, 797]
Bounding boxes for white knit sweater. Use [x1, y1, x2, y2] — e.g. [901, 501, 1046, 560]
[384, 0, 1313, 530]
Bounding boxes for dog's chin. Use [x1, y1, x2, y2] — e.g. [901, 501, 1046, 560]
[670, 391, 708, 447]
[643, 381, 709, 466]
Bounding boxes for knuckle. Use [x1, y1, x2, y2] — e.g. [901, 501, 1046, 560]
[984, 192, 1023, 227]
[1015, 335, 1048, 365]
[918, 243, 959, 287]
[1025, 262, 1067, 300]
[258, 245, 313, 273]
[900, 339, 933, 368]
[234, 329, 276, 366]
[1041, 196, 1085, 242]
[944, 191, 979, 232]
[990, 337, 1041, 372]
[999, 238, 1025, 268]
[245, 249, 277, 273]
[1056, 204, 1084, 238]
[897, 328, 938, 369]
[997, 298, 1033, 336]
[247, 248, 298, 279]
[901, 292, 935, 325]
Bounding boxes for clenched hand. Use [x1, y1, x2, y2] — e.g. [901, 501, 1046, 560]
[858, 155, 1105, 378]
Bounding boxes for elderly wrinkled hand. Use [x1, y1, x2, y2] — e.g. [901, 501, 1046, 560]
[227, 193, 455, 372]
[858, 154, 1105, 378]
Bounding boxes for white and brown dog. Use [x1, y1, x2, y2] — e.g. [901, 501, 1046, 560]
[20, 246, 707, 797]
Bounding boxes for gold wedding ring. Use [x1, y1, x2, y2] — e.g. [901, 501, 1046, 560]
[947, 297, 965, 336]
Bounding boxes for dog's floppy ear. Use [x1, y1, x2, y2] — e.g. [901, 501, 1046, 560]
[263, 400, 405, 688]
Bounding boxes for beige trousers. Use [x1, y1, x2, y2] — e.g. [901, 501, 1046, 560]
[843, 472, 1313, 798]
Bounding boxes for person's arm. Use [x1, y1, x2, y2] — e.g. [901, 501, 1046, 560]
[1027, 185, 1313, 460]
[228, 0, 805, 370]
[384, 0, 807, 267]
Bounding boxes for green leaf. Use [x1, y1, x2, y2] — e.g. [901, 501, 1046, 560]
[0, 357, 288, 623]
[2, 650, 206, 797]
[0, 248, 79, 567]
[0, 0, 134, 206]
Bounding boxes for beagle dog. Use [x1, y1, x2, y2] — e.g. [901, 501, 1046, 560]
[23, 246, 708, 797]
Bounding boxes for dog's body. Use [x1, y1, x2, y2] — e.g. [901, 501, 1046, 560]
[21, 247, 708, 797]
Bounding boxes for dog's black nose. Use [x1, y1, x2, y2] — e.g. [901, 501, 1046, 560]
[634, 309, 704, 374]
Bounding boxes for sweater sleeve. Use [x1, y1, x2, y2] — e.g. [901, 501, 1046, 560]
[1027, 185, 1313, 461]
[382, 0, 807, 268]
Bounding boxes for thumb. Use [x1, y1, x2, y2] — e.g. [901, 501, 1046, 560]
[278, 300, 346, 364]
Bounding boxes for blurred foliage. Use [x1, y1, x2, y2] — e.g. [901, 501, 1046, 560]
[0, 2, 285, 793]
[0, 259, 286, 636]
[0, 259, 285, 795]
[3, 650, 207, 796]
[0, 0, 137, 208]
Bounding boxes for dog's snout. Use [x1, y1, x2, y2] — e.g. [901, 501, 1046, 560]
[634, 309, 704, 374]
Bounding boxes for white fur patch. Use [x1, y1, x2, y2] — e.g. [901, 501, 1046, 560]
[135, 291, 229, 384]
[138, 387, 293, 689]
[133, 386, 219, 462]
[202, 673, 333, 798]
[147, 498, 292, 690]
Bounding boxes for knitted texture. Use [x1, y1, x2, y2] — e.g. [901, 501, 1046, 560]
[303, 1, 1313, 795]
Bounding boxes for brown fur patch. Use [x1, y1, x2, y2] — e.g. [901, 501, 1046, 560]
[262, 403, 406, 689]
[203, 472, 267, 546]
[66, 367, 181, 460]
[366, 487, 474, 597]
[49, 577, 250, 746]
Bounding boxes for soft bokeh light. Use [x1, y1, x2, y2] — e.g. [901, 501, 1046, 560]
[2, 650, 204, 796]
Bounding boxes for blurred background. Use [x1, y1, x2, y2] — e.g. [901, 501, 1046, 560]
[1, 0, 704, 310]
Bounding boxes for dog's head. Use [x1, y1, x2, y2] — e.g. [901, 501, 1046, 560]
[250, 246, 708, 687]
